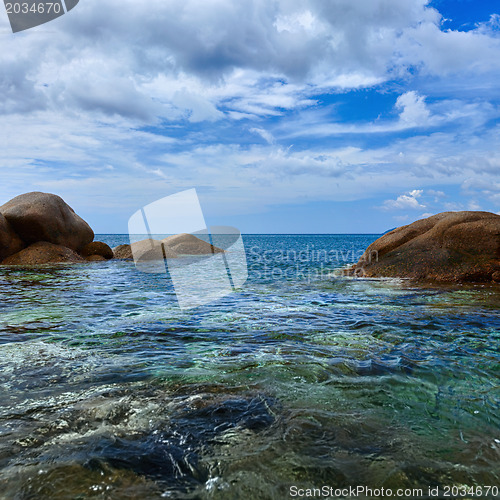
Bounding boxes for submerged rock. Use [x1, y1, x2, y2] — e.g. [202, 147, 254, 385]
[13, 463, 161, 500]
[0, 192, 94, 252]
[162, 233, 224, 255]
[2, 241, 85, 265]
[351, 211, 500, 283]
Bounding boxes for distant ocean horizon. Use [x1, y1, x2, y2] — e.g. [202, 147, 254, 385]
[95, 232, 386, 235]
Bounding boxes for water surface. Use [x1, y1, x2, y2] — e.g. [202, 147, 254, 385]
[0, 235, 499, 499]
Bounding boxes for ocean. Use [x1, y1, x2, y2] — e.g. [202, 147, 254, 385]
[0, 234, 498, 499]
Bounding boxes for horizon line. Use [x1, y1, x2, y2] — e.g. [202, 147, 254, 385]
[95, 232, 385, 236]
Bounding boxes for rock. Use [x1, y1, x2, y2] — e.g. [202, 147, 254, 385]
[80, 241, 113, 260]
[113, 239, 177, 261]
[162, 233, 224, 255]
[0, 192, 94, 251]
[85, 254, 106, 262]
[351, 211, 500, 283]
[1, 241, 85, 265]
[0, 213, 24, 261]
[112, 244, 133, 260]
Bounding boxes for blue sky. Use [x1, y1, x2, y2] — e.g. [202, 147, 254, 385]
[1, 0, 500, 233]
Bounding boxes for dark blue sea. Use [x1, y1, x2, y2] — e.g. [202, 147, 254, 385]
[0, 235, 499, 499]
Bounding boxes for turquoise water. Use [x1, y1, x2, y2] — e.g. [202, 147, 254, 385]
[0, 235, 499, 499]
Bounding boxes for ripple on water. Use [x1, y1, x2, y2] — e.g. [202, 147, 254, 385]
[0, 236, 499, 498]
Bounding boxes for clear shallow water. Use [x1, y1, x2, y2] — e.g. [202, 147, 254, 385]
[0, 234, 499, 499]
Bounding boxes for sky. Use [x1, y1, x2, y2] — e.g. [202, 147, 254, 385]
[1, 0, 500, 233]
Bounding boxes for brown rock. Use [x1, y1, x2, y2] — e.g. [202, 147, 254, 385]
[162, 233, 224, 255]
[2, 241, 85, 265]
[85, 254, 106, 262]
[351, 211, 500, 283]
[0, 192, 94, 251]
[113, 239, 177, 261]
[0, 213, 24, 261]
[112, 244, 133, 260]
[81, 241, 113, 259]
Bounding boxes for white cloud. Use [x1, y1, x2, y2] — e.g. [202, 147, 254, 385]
[381, 189, 425, 211]
[3, 106, 500, 223]
[461, 176, 500, 208]
[443, 202, 464, 211]
[274, 10, 317, 34]
[1, 0, 499, 124]
[394, 215, 410, 222]
[278, 93, 499, 139]
[396, 91, 430, 127]
[172, 90, 223, 122]
[397, 21, 500, 79]
[427, 190, 445, 198]
[250, 128, 275, 145]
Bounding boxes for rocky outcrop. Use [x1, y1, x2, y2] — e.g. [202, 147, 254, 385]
[81, 241, 114, 260]
[350, 211, 500, 283]
[0, 192, 94, 252]
[113, 239, 178, 261]
[162, 233, 224, 255]
[0, 213, 24, 261]
[112, 244, 133, 260]
[2, 242, 85, 265]
[1, 192, 224, 266]
[113, 233, 223, 261]
[0, 191, 107, 266]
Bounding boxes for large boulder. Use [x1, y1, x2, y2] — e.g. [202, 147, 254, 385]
[2, 241, 85, 265]
[0, 192, 94, 251]
[81, 241, 114, 260]
[113, 239, 177, 261]
[0, 213, 24, 261]
[351, 211, 500, 283]
[162, 233, 224, 255]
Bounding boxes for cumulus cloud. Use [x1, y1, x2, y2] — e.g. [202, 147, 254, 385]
[0, 0, 499, 123]
[397, 19, 500, 79]
[381, 190, 426, 211]
[396, 91, 430, 127]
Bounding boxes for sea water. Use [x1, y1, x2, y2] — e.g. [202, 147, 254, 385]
[0, 235, 498, 499]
